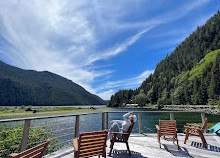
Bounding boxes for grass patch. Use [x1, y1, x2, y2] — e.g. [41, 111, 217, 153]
[207, 122, 218, 129]
[189, 49, 220, 80]
[0, 106, 111, 117]
[174, 49, 220, 82]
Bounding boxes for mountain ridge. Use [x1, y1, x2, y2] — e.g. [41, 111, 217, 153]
[0, 60, 106, 106]
[109, 10, 220, 106]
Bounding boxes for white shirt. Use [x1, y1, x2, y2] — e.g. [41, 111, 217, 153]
[112, 112, 131, 132]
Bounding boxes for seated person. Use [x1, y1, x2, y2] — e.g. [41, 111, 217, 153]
[108, 112, 137, 140]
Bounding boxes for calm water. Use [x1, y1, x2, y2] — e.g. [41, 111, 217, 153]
[0, 106, 219, 149]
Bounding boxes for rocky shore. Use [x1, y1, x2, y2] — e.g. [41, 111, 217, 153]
[122, 104, 220, 115]
[161, 105, 220, 115]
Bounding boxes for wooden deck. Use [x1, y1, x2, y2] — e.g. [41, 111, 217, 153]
[45, 133, 220, 158]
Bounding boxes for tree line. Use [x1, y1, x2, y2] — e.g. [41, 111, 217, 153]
[108, 11, 220, 107]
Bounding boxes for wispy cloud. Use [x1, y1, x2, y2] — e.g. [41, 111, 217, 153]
[0, 0, 213, 99]
[94, 26, 156, 61]
[96, 70, 154, 100]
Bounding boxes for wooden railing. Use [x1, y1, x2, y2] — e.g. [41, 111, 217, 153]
[0, 111, 207, 153]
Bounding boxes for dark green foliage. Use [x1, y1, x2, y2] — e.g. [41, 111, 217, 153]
[134, 90, 148, 106]
[108, 89, 135, 107]
[0, 61, 106, 105]
[109, 10, 220, 107]
[0, 122, 59, 158]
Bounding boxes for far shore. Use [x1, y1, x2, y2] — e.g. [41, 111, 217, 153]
[117, 104, 220, 115]
[0, 106, 111, 117]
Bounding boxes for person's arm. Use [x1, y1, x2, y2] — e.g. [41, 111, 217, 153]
[123, 112, 132, 123]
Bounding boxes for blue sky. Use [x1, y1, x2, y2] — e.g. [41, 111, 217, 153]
[0, 0, 219, 100]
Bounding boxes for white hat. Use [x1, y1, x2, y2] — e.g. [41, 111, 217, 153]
[132, 115, 137, 122]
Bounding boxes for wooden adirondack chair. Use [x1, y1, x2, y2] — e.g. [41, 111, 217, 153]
[184, 118, 208, 148]
[109, 121, 134, 156]
[156, 120, 179, 150]
[73, 130, 108, 158]
[8, 139, 50, 158]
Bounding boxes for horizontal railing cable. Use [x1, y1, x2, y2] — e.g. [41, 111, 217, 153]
[0, 111, 197, 123]
[0, 110, 216, 156]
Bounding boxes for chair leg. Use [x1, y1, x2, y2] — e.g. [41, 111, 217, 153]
[199, 132, 207, 148]
[158, 136, 161, 148]
[157, 132, 161, 148]
[184, 132, 189, 144]
[126, 142, 131, 155]
[109, 141, 114, 156]
[102, 149, 106, 158]
[173, 136, 175, 144]
[74, 151, 78, 158]
[109, 134, 116, 156]
[176, 134, 179, 150]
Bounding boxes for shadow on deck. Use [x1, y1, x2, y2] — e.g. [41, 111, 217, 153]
[45, 133, 220, 158]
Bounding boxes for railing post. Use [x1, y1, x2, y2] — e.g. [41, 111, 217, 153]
[102, 112, 105, 130]
[170, 112, 174, 120]
[201, 112, 207, 133]
[75, 115, 79, 138]
[20, 119, 31, 152]
[106, 112, 109, 130]
[138, 112, 142, 134]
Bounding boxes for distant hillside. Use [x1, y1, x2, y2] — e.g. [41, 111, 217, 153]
[0, 61, 106, 105]
[109, 10, 220, 107]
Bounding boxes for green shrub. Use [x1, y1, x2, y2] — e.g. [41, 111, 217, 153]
[20, 105, 25, 109]
[0, 122, 60, 158]
[134, 92, 148, 106]
[25, 105, 33, 111]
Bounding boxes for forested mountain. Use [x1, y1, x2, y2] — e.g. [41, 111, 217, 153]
[109, 11, 220, 107]
[0, 61, 106, 105]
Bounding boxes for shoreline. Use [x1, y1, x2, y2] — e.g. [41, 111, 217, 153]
[161, 105, 220, 115]
[0, 107, 111, 117]
[118, 105, 220, 115]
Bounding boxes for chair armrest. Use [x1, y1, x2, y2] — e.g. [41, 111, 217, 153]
[73, 138, 78, 151]
[186, 123, 201, 127]
[112, 132, 129, 135]
[8, 153, 18, 158]
[184, 126, 201, 131]
[155, 125, 160, 131]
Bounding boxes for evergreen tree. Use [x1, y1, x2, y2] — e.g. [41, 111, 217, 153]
[109, 11, 220, 107]
[134, 90, 148, 106]
[192, 77, 200, 105]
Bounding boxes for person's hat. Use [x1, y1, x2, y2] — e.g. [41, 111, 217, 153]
[133, 115, 137, 122]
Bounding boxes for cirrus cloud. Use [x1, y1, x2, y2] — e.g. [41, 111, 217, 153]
[0, 0, 214, 100]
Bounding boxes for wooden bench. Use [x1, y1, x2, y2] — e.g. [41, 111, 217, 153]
[109, 122, 134, 156]
[73, 130, 108, 158]
[184, 118, 208, 148]
[156, 120, 179, 149]
[8, 139, 50, 158]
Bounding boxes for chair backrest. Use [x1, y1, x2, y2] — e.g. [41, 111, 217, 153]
[123, 121, 134, 141]
[202, 118, 208, 130]
[8, 139, 50, 158]
[159, 120, 176, 136]
[77, 130, 108, 158]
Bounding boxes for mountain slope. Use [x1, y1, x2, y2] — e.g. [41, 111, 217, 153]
[109, 10, 220, 106]
[0, 61, 106, 105]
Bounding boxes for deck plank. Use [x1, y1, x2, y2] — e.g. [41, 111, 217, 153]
[45, 133, 220, 158]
